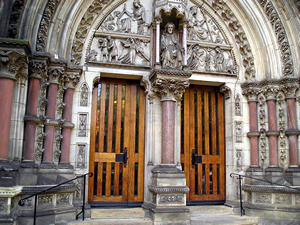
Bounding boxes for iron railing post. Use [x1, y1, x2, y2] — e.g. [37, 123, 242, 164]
[33, 194, 37, 225]
[238, 175, 244, 216]
[82, 174, 86, 221]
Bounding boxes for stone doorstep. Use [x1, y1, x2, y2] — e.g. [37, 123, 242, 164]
[68, 218, 152, 225]
[91, 207, 146, 219]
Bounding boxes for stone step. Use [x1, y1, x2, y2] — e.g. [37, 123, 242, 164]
[189, 206, 258, 225]
[68, 218, 152, 225]
[91, 207, 146, 219]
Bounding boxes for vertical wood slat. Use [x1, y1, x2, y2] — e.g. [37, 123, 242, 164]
[189, 89, 195, 196]
[88, 87, 98, 201]
[97, 163, 103, 196]
[213, 164, 218, 195]
[138, 87, 145, 201]
[114, 84, 122, 195]
[183, 90, 190, 200]
[128, 84, 137, 201]
[122, 83, 130, 201]
[105, 85, 114, 197]
[218, 93, 225, 198]
[99, 84, 106, 153]
[197, 90, 203, 196]
[211, 92, 217, 155]
[204, 91, 210, 156]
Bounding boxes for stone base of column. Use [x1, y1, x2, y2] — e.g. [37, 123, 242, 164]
[286, 167, 300, 185]
[264, 167, 287, 185]
[58, 162, 74, 169]
[0, 160, 19, 187]
[143, 165, 190, 225]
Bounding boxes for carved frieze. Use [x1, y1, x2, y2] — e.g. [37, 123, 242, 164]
[56, 193, 71, 206]
[255, 193, 272, 204]
[89, 36, 150, 66]
[36, 0, 61, 52]
[275, 193, 291, 205]
[71, 0, 117, 65]
[257, 0, 294, 77]
[38, 195, 53, 208]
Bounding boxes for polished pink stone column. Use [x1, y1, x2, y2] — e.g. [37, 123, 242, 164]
[43, 83, 58, 162]
[23, 78, 41, 161]
[60, 88, 74, 163]
[267, 99, 278, 167]
[286, 98, 298, 167]
[161, 100, 175, 164]
[249, 101, 259, 167]
[0, 78, 15, 159]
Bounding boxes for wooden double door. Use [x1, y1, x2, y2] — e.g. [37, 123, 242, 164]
[88, 78, 145, 205]
[181, 86, 225, 203]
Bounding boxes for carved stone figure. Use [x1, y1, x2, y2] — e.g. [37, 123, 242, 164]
[133, 0, 145, 34]
[161, 23, 183, 69]
[187, 44, 206, 71]
[98, 37, 109, 61]
[188, 6, 208, 41]
[215, 47, 224, 72]
[107, 36, 118, 62]
[119, 38, 137, 64]
[80, 83, 89, 107]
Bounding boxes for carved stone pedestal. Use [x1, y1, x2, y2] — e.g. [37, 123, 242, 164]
[144, 165, 190, 225]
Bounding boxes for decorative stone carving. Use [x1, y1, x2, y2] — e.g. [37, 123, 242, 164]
[98, 36, 118, 62]
[72, 0, 111, 64]
[78, 114, 88, 137]
[54, 124, 63, 162]
[141, 75, 155, 104]
[220, 85, 231, 99]
[235, 149, 242, 172]
[38, 195, 53, 208]
[0, 48, 28, 80]
[34, 123, 45, 162]
[275, 193, 291, 205]
[36, 0, 60, 52]
[119, 38, 150, 64]
[8, 0, 26, 38]
[257, 0, 294, 77]
[48, 66, 64, 84]
[235, 121, 243, 143]
[80, 83, 89, 107]
[56, 193, 71, 206]
[159, 194, 184, 204]
[255, 193, 272, 204]
[0, 198, 8, 215]
[76, 144, 87, 169]
[277, 92, 288, 168]
[161, 22, 183, 69]
[149, 69, 192, 102]
[235, 94, 242, 116]
[258, 94, 267, 165]
[211, 0, 255, 80]
[154, 0, 187, 18]
[187, 6, 225, 44]
[65, 71, 81, 89]
[29, 59, 47, 80]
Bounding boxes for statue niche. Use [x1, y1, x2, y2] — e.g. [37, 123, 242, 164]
[160, 22, 183, 70]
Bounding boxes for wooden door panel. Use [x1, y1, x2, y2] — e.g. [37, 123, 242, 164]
[89, 79, 145, 203]
[181, 86, 225, 202]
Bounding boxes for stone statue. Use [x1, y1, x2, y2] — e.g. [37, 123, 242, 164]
[119, 38, 138, 64]
[98, 37, 109, 61]
[160, 22, 183, 69]
[133, 0, 145, 34]
[187, 44, 206, 71]
[188, 6, 208, 41]
[107, 36, 118, 62]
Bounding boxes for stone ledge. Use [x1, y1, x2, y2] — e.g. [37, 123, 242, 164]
[149, 186, 189, 194]
[243, 184, 300, 193]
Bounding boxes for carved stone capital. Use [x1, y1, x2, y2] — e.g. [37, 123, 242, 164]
[0, 47, 28, 80]
[29, 57, 48, 80]
[150, 69, 192, 102]
[48, 65, 65, 84]
[281, 80, 299, 99]
[263, 85, 279, 100]
[65, 68, 81, 89]
[242, 86, 260, 102]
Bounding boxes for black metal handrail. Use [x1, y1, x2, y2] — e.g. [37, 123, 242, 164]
[230, 172, 300, 217]
[18, 172, 93, 225]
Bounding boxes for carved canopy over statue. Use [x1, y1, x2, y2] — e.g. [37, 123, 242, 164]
[160, 22, 183, 69]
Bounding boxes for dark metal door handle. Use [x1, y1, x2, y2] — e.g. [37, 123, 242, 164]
[116, 147, 128, 167]
[192, 149, 202, 166]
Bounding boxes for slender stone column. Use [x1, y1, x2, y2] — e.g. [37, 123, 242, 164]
[43, 66, 64, 163]
[155, 19, 161, 65]
[286, 96, 299, 167]
[0, 47, 28, 160]
[181, 22, 188, 66]
[266, 93, 279, 167]
[60, 70, 81, 164]
[23, 59, 47, 161]
[161, 100, 175, 164]
[242, 87, 260, 168]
